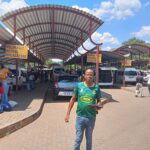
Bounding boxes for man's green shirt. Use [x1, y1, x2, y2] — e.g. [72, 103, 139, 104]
[73, 82, 101, 117]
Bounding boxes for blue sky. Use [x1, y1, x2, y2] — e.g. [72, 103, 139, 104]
[0, 0, 150, 51]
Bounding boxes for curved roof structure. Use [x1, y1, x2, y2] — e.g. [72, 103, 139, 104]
[0, 5, 103, 62]
[66, 50, 124, 65]
[114, 44, 150, 56]
[0, 23, 43, 64]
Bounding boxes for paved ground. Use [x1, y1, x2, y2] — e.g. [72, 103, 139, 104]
[0, 83, 48, 134]
[0, 87, 150, 150]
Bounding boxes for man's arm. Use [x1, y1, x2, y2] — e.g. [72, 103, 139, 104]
[65, 96, 77, 122]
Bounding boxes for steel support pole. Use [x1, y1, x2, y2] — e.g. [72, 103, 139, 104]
[96, 45, 99, 84]
[81, 55, 84, 74]
[13, 16, 19, 91]
[15, 59, 18, 91]
[123, 58, 125, 87]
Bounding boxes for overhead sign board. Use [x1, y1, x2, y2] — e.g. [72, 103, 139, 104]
[5, 44, 28, 59]
[87, 53, 102, 63]
[121, 59, 132, 67]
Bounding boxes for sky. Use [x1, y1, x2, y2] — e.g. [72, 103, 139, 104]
[0, 0, 150, 52]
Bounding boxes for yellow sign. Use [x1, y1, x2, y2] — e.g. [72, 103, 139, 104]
[121, 59, 132, 67]
[5, 44, 28, 59]
[87, 53, 102, 63]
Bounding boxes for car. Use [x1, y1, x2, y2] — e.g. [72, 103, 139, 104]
[51, 65, 66, 81]
[6, 66, 27, 90]
[116, 68, 137, 84]
[52, 75, 78, 99]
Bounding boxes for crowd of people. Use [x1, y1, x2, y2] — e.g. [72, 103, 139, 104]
[0, 63, 49, 112]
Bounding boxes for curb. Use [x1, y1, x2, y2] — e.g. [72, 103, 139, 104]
[0, 89, 48, 139]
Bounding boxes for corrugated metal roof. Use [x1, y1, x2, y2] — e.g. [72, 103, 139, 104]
[0, 23, 43, 64]
[66, 50, 124, 65]
[0, 23, 21, 63]
[114, 44, 150, 55]
[0, 5, 103, 61]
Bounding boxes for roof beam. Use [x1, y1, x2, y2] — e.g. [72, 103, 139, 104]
[32, 41, 74, 51]
[29, 37, 76, 47]
[16, 22, 87, 35]
[1, 6, 101, 25]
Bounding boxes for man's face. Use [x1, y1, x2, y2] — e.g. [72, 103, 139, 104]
[84, 70, 94, 82]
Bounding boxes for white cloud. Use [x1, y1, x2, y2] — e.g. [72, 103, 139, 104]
[72, 0, 141, 20]
[103, 46, 112, 51]
[72, 5, 91, 14]
[92, 31, 119, 45]
[145, 41, 150, 43]
[82, 31, 119, 49]
[132, 26, 150, 37]
[144, 2, 150, 7]
[76, 31, 120, 54]
[0, 0, 28, 15]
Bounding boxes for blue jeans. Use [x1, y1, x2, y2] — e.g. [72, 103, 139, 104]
[74, 116, 96, 150]
[27, 80, 35, 90]
[1, 80, 9, 104]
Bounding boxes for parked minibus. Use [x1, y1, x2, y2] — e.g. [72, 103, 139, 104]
[97, 67, 118, 86]
[116, 68, 137, 84]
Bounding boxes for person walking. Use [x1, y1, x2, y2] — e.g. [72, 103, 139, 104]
[65, 69, 102, 150]
[144, 72, 150, 96]
[135, 72, 144, 97]
[0, 63, 11, 104]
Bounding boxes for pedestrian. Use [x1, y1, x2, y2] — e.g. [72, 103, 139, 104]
[65, 69, 103, 150]
[0, 81, 4, 101]
[135, 72, 144, 97]
[0, 63, 11, 104]
[27, 69, 35, 90]
[144, 72, 150, 96]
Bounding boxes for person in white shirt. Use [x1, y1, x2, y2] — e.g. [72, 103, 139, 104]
[144, 72, 150, 96]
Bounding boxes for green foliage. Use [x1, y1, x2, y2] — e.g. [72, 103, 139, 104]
[46, 59, 53, 65]
[45, 58, 63, 65]
[122, 37, 147, 46]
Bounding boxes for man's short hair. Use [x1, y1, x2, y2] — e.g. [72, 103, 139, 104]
[85, 69, 94, 74]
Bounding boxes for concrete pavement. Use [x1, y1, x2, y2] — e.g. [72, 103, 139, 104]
[0, 83, 48, 138]
[0, 88, 150, 150]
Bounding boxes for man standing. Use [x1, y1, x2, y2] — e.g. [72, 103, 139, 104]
[65, 69, 102, 150]
[135, 72, 144, 97]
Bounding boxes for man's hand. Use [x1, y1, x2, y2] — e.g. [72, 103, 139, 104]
[94, 104, 103, 114]
[65, 114, 70, 123]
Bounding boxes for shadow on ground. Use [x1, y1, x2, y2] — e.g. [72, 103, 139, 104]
[9, 83, 48, 111]
[45, 88, 119, 104]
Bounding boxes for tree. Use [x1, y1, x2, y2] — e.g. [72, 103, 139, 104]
[122, 37, 147, 46]
[46, 59, 53, 65]
[45, 58, 63, 66]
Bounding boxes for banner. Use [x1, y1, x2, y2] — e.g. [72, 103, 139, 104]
[121, 59, 132, 67]
[5, 44, 28, 59]
[87, 53, 102, 63]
